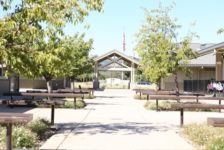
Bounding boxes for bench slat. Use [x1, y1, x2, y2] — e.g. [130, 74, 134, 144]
[171, 103, 224, 109]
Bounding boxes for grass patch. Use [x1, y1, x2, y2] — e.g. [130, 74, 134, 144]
[182, 123, 224, 150]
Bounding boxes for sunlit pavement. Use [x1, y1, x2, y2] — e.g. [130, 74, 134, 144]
[15, 89, 223, 150]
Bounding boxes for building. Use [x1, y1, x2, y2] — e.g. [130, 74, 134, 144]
[0, 42, 222, 93]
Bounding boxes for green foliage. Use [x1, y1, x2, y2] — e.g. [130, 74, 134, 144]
[60, 35, 94, 80]
[217, 28, 224, 34]
[208, 137, 224, 150]
[0, 126, 37, 148]
[135, 3, 196, 90]
[144, 101, 172, 111]
[27, 118, 50, 139]
[182, 124, 224, 149]
[64, 100, 86, 109]
[76, 100, 86, 109]
[0, 0, 103, 92]
[64, 101, 74, 108]
[133, 94, 148, 100]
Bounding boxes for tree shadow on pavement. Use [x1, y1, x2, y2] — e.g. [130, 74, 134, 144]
[57, 122, 179, 135]
[0, 105, 34, 113]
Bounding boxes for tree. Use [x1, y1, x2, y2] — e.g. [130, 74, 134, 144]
[0, 0, 103, 92]
[135, 4, 196, 94]
[59, 34, 94, 90]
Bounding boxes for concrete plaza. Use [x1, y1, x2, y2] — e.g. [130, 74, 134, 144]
[1, 89, 224, 149]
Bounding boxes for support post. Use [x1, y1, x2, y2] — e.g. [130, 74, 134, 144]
[156, 100, 159, 111]
[74, 97, 76, 109]
[6, 123, 12, 150]
[180, 108, 184, 127]
[51, 104, 55, 125]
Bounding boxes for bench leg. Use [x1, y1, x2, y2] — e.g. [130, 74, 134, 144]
[147, 94, 149, 101]
[180, 108, 184, 127]
[51, 104, 55, 125]
[74, 97, 76, 109]
[156, 100, 159, 111]
[219, 100, 221, 113]
[6, 123, 12, 150]
[140, 93, 142, 100]
[196, 96, 199, 103]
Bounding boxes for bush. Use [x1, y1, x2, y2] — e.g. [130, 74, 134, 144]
[134, 94, 147, 100]
[76, 100, 86, 109]
[182, 124, 224, 150]
[0, 126, 37, 148]
[84, 94, 95, 99]
[144, 101, 172, 111]
[27, 118, 50, 139]
[64, 101, 74, 108]
[208, 137, 224, 150]
[64, 100, 86, 109]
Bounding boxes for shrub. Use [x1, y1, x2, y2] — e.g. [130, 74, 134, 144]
[182, 124, 224, 149]
[84, 94, 95, 99]
[27, 118, 50, 139]
[64, 101, 74, 108]
[64, 100, 86, 109]
[144, 101, 172, 111]
[183, 124, 215, 146]
[1, 126, 37, 148]
[76, 100, 86, 109]
[208, 137, 224, 150]
[134, 94, 147, 100]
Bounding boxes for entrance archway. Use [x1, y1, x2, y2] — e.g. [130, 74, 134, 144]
[94, 50, 139, 88]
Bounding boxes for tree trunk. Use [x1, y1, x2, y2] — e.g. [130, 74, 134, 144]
[174, 72, 179, 96]
[157, 78, 161, 91]
[70, 78, 75, 92]
[46, 79, 53, 94]
[63, 77, 67, 88]
[9, 76, 19, 92]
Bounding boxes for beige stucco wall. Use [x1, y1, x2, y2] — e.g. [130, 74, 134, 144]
[0, 78, 65, 95]
[162, 67, 215, 91]
[20, 78, 64, 90]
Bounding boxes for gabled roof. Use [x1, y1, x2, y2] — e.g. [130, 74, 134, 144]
[198, 41, 224, 56]
[190, 43, 215, 51]
[187, 52, 215, 67]
[185, 41, 224, 67]
[95, 50, 139, 65]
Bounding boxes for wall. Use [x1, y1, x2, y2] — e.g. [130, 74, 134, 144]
[162, 67, 215, 91]
[0, 78, 65, 95]
[0, 78, 9, 95]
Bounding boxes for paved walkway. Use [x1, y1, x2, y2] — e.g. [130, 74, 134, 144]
[38, 89, 197, 150]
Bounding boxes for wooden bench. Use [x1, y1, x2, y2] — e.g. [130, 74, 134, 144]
[2, 92, 43, 106]
[0, 113, 33, 150]
[148, 95, 224, 111]
[207, 117, 224, 127]
[21, 92, 84, 125]
[133, 89, 175, 100]
[171, 103, 224, 127]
